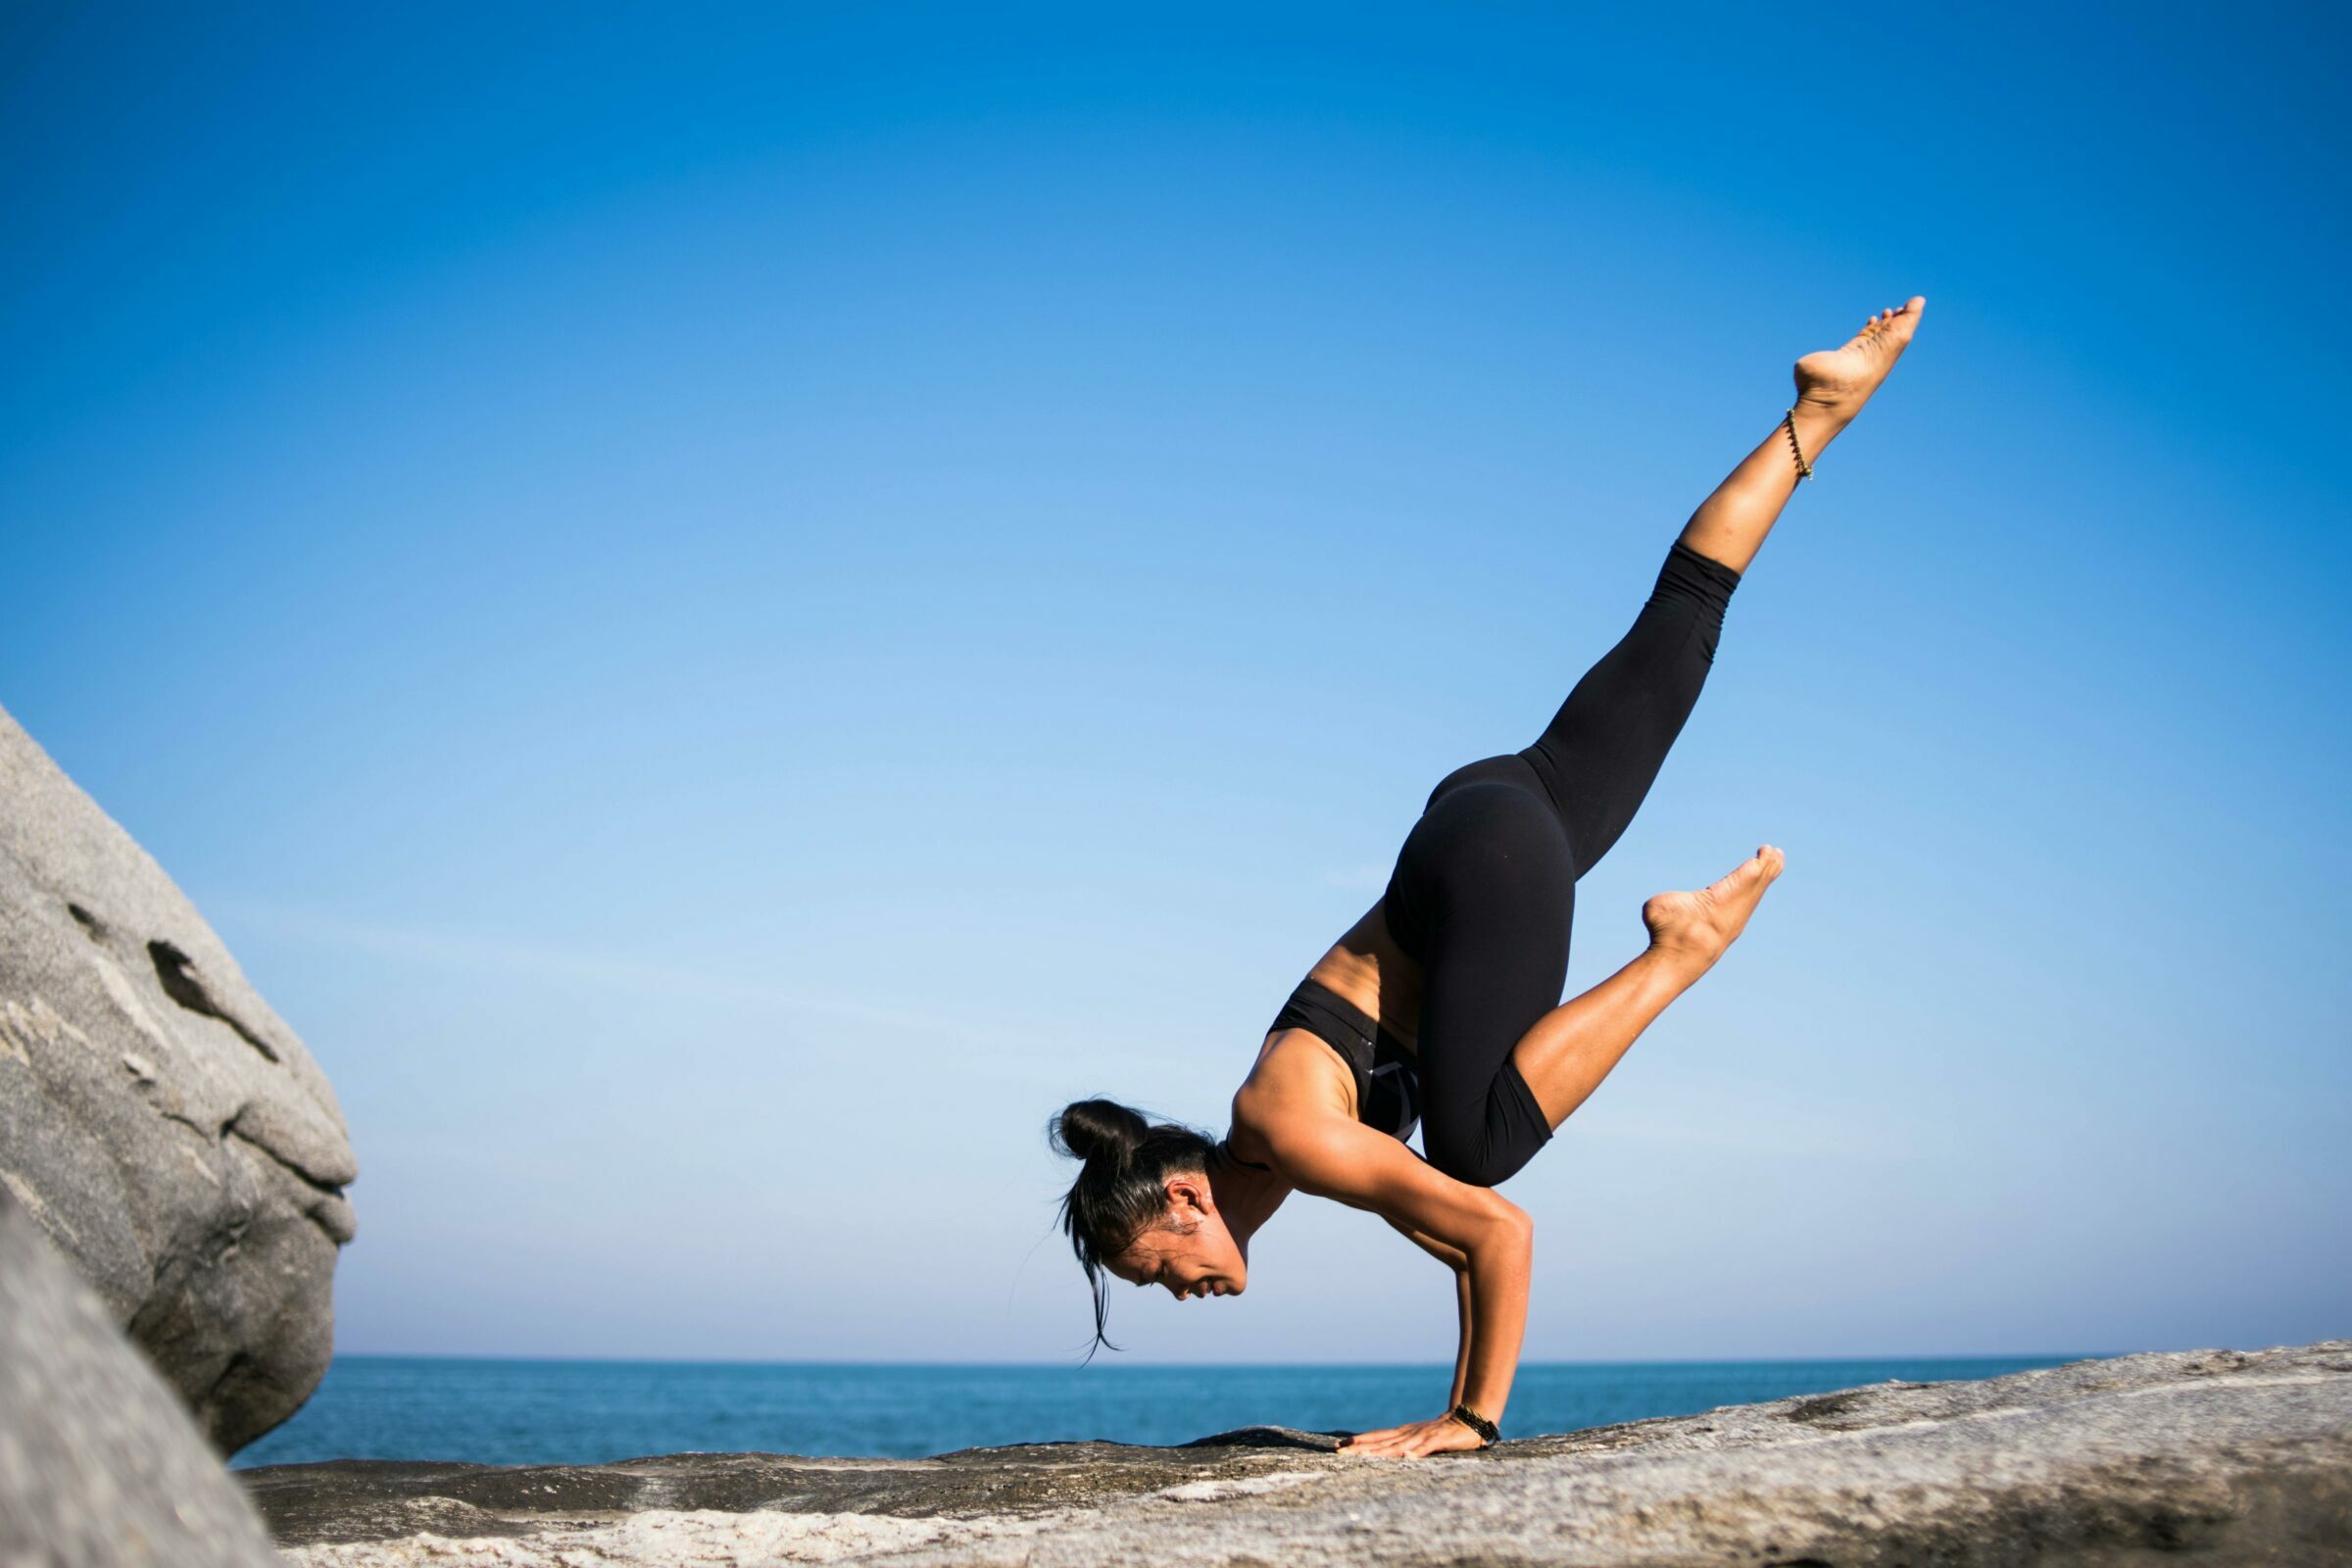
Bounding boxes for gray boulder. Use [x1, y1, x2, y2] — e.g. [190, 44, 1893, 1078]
[0, 1184, 285, 1566]
[243, 1341, 2352, 1564]
[0, 702, 355, 1453]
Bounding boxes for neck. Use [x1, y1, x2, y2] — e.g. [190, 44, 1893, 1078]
[1207, 1143, 1288, 1250]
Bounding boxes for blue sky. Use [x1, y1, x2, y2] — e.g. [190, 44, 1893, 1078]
[3, 3, 2345, 1364]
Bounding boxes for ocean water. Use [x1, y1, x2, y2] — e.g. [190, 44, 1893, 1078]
[231, 1353, 2088, 1469]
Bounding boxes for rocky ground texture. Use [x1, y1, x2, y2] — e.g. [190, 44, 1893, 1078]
[246, 1340, 2352, 1566]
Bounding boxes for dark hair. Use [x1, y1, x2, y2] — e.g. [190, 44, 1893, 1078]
[1047, 1098, 1216, 1361]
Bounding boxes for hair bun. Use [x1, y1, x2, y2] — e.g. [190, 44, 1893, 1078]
[1050, 1099, 1151, 1165]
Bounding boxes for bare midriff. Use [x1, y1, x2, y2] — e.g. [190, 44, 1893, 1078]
[1301, 898, 1425, 1054]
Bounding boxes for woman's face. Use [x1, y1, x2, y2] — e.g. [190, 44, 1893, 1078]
[1105, 1171, 1248, 1299]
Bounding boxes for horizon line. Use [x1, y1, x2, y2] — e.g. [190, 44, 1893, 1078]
[318, 1348, 2123, 1369]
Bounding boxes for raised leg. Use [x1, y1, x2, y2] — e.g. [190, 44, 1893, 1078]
[1522, 300, 1930, 892]
[1502, 302, 1928, 1125]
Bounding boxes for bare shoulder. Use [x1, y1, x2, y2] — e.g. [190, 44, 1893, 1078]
[1226, 1020, 1362, 1169]
[1235, 1024, 1354, 1120]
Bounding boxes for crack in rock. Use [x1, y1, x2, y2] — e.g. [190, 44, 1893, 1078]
[148, 939, 280, 1062]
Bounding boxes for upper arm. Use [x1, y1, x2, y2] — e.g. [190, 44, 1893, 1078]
[1265, 1111, 1526, 1258]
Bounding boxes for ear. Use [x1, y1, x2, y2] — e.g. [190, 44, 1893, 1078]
[1165, 1169, 1215, 1217]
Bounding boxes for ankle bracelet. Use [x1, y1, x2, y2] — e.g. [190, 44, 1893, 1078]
[1781, 409, 1816, 481]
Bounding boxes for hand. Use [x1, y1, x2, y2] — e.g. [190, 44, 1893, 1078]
[1338, 1410, 1487, 1458]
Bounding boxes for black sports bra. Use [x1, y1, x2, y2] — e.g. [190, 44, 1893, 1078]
[1264, 975, 1422, 1144]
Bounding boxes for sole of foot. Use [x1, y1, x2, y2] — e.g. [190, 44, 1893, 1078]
[1642, 845, 1787, 968]
[1793, 297, 1927, 422]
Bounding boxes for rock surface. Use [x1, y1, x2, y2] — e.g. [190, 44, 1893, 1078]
[245, 1341, 2352, 1565]
[0, 702, 356, 1453]
[0, 1185, 287, 1566]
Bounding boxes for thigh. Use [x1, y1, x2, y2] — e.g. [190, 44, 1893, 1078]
[1383, 755, 1560, 961]
[1386, 778, 1575, 1173]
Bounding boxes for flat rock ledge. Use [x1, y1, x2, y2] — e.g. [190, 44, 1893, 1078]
[244, 1341, 2352, 1567]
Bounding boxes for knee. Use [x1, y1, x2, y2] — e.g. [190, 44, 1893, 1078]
[1658, 539, 1740, 612]
[1423, 1128, 1540, 1190]
[1651, 541, 1740, 663]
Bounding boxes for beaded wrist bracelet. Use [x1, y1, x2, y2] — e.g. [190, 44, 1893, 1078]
[1782, 408, 1816, 481]
[1448, 1402, 1500, 1446]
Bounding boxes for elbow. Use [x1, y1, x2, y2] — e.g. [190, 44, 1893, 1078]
[1479, 1195, 1533, 1252]
[1461, 1202, 1532, 1286]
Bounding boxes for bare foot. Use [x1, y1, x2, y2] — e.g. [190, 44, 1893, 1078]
[1793, 297, 1926, 423]
[1642, 846, 1786, 969]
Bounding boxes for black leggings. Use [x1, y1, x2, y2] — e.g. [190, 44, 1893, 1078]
[1381, 540, 1741, 1187]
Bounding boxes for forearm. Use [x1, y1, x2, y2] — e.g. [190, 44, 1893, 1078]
[1448, 1267, 1473, 1408]
[1457, 1211, 1532, 1423]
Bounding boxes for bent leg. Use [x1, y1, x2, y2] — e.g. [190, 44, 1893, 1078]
[1512, 847, 1786, 1128]
[1394, 780, 1574, 1188]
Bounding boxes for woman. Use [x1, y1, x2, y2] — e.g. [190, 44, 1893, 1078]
[1048, 298, 1927, 1458]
